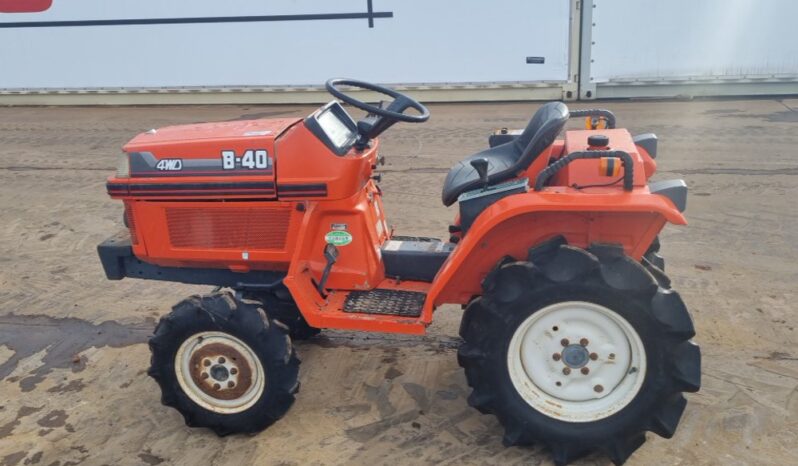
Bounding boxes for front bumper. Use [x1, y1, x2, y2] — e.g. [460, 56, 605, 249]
[96, 231, 286, 287]
[97, 231, 132, 280]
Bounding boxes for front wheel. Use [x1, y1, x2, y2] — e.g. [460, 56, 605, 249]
[243, 288, 321, 341]
[148, 292, 300, 436]
[458, 241, 700, 465]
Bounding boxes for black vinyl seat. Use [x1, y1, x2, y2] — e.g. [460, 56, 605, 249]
[441, 102, 570, 206]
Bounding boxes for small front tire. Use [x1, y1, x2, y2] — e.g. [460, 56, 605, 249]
[148, 292, 300, 436]
[243, 288, 321, 341]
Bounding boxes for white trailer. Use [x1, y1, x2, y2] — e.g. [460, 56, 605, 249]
[579, 0, 798, 99]
[0, 0, 796, 103]
[0, 0, 576, 104]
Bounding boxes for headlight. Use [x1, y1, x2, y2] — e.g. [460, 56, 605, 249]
[116, 153, 130, 178]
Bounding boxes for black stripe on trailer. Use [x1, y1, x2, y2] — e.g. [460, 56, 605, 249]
[0, 12, 394, 29]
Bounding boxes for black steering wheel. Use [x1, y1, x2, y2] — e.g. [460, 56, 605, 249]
[325, 78, 430, 123]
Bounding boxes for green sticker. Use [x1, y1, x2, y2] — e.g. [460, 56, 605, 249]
[325, 230, 352, 246]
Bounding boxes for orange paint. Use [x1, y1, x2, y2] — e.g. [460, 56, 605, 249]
[106, 114, 685, 335]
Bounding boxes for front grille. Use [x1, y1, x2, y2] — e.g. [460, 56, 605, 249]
[165, 206, 291, 250]
[124, 201, 139, 245]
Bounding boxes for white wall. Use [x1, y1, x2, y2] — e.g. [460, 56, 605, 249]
[588, 0, 798, 83]
[0, 0, 571, 90]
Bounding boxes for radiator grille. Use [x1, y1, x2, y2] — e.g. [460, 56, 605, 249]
[124, 201, 139, 245]
[165, 206, 291, 250]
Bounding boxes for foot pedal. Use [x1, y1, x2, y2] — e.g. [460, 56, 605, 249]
[343, 289, 426, 317]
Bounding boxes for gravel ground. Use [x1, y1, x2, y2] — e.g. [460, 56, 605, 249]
[0, 97, 797, 465]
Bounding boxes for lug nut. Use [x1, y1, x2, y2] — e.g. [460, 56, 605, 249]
[228, 381, 235, 388]
[201, 373, 209, 379]
[213, 383, 221, 390]
[594, 384, 604, 393]
[609, 353, 616, 360]
[218, 357, 226, 364]
[230, 368, 238, 375]
[580, 338, 589, 346]
[552, 353, 561, 361]
[562, 367, 571, 375]
[203, 359, 211, 367]
[589, 352, 598, 361]
[560, 338, 569, 347]
[581, 367, 590, 375]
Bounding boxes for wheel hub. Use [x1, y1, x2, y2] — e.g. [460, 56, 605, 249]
[175, 332, 266, 414]
[561, 344, 590, 368]
[188, 343, 252, 398]
[210, 364, 230, 382]
[507, 301, 647, 422]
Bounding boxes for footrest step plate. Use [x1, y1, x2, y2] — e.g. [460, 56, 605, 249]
[343, 289, 426, 317]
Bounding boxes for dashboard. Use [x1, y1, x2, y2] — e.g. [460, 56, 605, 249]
[305, 102, 359, 155]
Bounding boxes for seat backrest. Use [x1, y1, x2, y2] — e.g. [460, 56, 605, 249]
[512, 101, 570, 172]
[440, 101, 570, 206]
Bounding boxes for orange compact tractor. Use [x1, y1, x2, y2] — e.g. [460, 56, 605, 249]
[98, 79, 700, 465]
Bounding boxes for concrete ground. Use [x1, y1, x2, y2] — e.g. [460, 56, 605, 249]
[0, 97, 797, 466]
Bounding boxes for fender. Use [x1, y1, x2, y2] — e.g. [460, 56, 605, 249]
[422, 188, 686, 322]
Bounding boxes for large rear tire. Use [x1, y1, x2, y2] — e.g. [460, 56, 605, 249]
[148, 292, 300, 436]
[643, 236, 665, 271]
[457, 239, 700, 465]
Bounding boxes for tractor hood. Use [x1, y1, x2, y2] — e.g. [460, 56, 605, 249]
[122, 118, 300, 179]
[124, 118, 300, 150]
[109, 118, 301, 200]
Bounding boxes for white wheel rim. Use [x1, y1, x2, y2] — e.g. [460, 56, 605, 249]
[507, 301, 646, 422]
[175, 331, 266, 414]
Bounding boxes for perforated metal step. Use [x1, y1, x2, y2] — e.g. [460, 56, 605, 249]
[343, 289, 426, 317]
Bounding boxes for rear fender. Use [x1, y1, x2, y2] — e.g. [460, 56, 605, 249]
[423, 190, 685, 321]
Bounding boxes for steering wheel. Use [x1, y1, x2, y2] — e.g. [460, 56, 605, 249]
[325, 78, 430, 123]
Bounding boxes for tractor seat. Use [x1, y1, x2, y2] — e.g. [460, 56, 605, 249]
[441, 102, 570, 206]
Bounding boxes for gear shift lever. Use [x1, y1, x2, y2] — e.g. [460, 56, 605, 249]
[470, 158, 489, 190]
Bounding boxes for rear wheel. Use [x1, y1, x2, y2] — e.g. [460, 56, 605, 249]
[458, 239, 700, 465]
[148, 292, 300, 436]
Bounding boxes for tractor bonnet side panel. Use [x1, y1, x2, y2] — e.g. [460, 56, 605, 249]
[107, 118, 303, 271]
[275, 122, 377, 201]
[285, 180, 389, 294]
[120, 118, 300, 190]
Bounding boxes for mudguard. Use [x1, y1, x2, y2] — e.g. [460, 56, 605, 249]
[422, 189, 686, 322]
